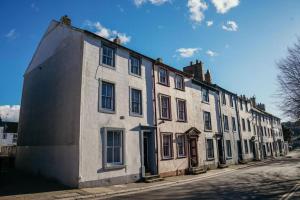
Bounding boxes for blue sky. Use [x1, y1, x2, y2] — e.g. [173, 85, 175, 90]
[1, 0, 300, 120]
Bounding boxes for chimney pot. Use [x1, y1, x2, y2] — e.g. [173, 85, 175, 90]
[196, 59, 199, 64]
[190, 61, 193, 66]
[156, 58, 163, 63]
[113, 36, 121, 45]
[60, 15, 71, 26]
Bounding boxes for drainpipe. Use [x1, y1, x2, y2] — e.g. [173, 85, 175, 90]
[234, 96, 244, 161]
[152, 62, 159, 175]
[258, 116, 264, 160]
[271, 118, 277, 157]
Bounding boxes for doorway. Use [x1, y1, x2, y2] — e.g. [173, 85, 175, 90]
[189, 138, 198, 167]
[237, 140, 243, 160]
[143, 135, 150, 173]
[217, 138, 225, 164]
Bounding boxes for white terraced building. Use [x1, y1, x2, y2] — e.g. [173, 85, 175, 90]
[16, 16, 286, 188]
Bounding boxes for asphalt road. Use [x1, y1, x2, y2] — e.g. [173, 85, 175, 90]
[110, 150, 300, 200]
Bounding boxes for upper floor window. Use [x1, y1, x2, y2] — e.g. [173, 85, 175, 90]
[245, 103, 249, 112]
[162, 133, 173, 159]
[130, 56, 141, 76]
[242, 118, 246, 131]
[158, 67, 169, 85]
[160, 94, 171, 120]
[176, 99, 187, 122]
[102, 44, 115, 67]
[202, 89, 209, 103]
[230, 95, 234, 107]
[247, 119, 251, 132]
[232, 117, 237, 132]
[223, 115, 229, 132]
[222, 92, 226, 105]
[100, 81, 115, 112]
[130, 88, 142, 116]
[175, 74, 184, 90]
[253, 125, 256, 135]
[204, 111, 212, 131]
[240, 99, 243, 110]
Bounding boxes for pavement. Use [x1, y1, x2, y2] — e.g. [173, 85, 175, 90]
[0, 150, 299, 200]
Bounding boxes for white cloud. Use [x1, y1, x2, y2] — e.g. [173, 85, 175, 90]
[206, 20, 213, 27]
[222, 20, 238, 31]
[134, 0, 170, 7]
[206, 50, 218, 57]
[176, 48, 200, 58]
[211, 0, 240, 14]
[187, 0, 208, 25]
[0, 105, 20, 122]
[31, 3, 39, 12]
[84, 20, 131, 44]
[5, 29, 17, 39]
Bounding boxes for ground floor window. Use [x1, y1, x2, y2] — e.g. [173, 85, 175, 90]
[104, 128, 124, 168]
[206, 139, 214, 159]
[176, 134, 186, 157]
[162, 133, 173, 159]
[226, 140, 232, 157]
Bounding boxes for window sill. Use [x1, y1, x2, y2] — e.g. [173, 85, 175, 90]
[174, 87, 185, 92]
[103, 164, 126, 171]
[99, 109, 116, 114]
[129, 72, 142, 79]
[161, 157, 174, 161]
[206, 158, 215, 161]
[204, 129, 213, 132]
[130, 113, 143, 118]
[201, 101, 210, 105]
[176, 156, 187, 159]
[157, 82, 170, 87]
[224, 130, 229, 133]
[177, 120, 187, 123]
[100, 63, 116, 70]
[226, 157, 232, 160]
[159, 117, 172, 121]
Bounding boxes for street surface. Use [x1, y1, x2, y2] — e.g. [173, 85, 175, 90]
[110, 150, 300, 200]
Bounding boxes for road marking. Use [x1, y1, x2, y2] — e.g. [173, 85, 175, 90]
[280, 182, 300, 200]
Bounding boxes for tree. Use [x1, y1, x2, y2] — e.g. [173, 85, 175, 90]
[282, 124, 293, 143]
[277, 38, 300, 120]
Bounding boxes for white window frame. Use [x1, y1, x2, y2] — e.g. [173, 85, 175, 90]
[102, 127, 125, 169]
[175, 74, 184, 90]
[176, 98, 187, 122]
[202, 88, 209, 103]
[158, 67, 169, 85]
[129, 55, 141, 77]
[99, 80, 115, 113]
[101, 44, 115, 68]
[129, 87, 143, 116]
[162, 133, 173, 159]
[176, 134, 186, 158]
[204, 111, 212, 131]
[159, 94, 171, 120]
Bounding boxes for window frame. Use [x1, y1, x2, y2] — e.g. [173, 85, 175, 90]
[99, 80, 116, 114]
[101, 43, 116, 69]
[232, 117, 237, 132]
[176, 98, 187, 122]
[129, 87, 143, 117]
[158, 67, 169, 86]
[174, 74, 185, 90]
[222, 92, 227, 105]
[223, 114, 229, 132]
[102, 127, 125, 169]
[203, 111, 212, 131]
[159, 94, 172, 120]
[230, 95, 234, 107]
[244, 139, 249, 154]
[242, 118, 246, 131]
[247, 119, 251, 132]
[161, 132, 173, 160]
[202, 88, 210, 103]
[129, 55, 142, 77]
[226, 140, 232, 158]
[206, 138, 215, 160]
[176, 133, 186, 158]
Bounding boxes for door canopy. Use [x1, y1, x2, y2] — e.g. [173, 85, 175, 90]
[185, 127, 201, 138]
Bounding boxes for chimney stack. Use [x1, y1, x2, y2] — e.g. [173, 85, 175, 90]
[257, 103, 266, 111]
[204, 69, 212, 84]
[183, 59, 204, 82]
[250, 96, 256, 106]
[113, 36, 121, 45]
[60, 15, 71, 26]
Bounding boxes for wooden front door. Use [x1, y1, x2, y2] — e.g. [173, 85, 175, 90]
[189, 138, 198, 167]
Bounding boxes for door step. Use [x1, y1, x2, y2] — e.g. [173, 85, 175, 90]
[218, 163, 228, 168]
[143, 175, 164, 183]
[189, 166, 207, 175]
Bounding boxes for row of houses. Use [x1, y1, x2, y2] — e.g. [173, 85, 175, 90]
[16, 16, 286, 188]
